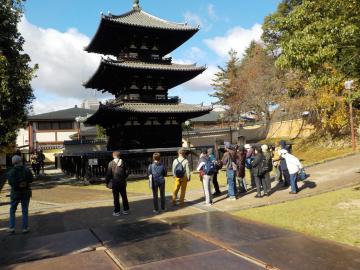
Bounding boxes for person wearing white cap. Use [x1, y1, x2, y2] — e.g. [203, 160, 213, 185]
[261, 144, 273, 196]
[7, 155, 34, 234]
[280, 149, 303, 194]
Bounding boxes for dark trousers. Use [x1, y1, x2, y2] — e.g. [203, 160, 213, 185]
[249, 170, 256, 188]
[152, 182, 165, 211]
[282, 169, 290, 186]
[254, 175, 266, 196]
[112, 182, 129, 213]
[263, 172, 271, 194]
[212, 173, 221, 193]
[32, 164, 40, 176]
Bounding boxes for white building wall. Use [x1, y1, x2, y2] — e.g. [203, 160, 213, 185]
[56, 131, 77, 142]
[16, 128, 29, 147]
[35, 132, 56, 142]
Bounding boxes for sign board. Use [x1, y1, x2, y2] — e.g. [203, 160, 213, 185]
[88, 159, 98, 166]
[0, 154, 6, 166]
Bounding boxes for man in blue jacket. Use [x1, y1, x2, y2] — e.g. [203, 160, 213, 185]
[7, 155, 34, 234]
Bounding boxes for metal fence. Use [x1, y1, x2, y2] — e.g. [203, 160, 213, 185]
[56, 146, 214, 180]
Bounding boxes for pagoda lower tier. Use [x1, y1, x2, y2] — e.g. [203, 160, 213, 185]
[85, 101, 212, 150]
[84, 58, 206, 97]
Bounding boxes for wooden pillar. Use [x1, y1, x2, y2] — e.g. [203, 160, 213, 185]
[28, 122, 33, 153]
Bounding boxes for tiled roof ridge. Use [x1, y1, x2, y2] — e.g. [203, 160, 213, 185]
[102, 58, 206, 71]
[102, 9, 199, 31]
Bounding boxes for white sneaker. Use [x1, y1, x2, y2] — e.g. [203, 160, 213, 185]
[112, 212, 121, 217]
[153, 210, 159, 214]
[22, 228, 30, 234]
[6, 228, 15, 234]
[122, 210, 129, 215]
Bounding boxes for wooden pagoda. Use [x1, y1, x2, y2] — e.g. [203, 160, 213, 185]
[85, 0, 212, 150]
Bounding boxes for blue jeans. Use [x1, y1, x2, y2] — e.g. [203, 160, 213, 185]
[9, 198, 30, 230]
[226, 169, 236, 198]
[290, 173, 299, 193]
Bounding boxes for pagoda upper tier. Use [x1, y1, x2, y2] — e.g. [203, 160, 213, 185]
[85, 4, 199, 57]
[84, 58, 206, 97]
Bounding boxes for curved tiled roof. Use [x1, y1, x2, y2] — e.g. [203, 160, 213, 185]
[106, 101, 212, 114]
[103, 9, 199, 31]
[102, 58, 206, 72]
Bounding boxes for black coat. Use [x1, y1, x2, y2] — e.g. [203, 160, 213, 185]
[106, 160, 128, 185]
[251, 153, 264, 176]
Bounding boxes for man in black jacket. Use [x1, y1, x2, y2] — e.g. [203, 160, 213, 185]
[106, 151, 129, 216]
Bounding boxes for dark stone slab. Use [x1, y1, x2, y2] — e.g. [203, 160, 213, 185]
[166, 212, 295, 246]
[0, 229, 101, 266]
[2, 251, 120, 270]
[165, 212, 360, 270]
[92, 221, 220, 267]
[129, 250, 264, 270]
[237, 235, 360, 270]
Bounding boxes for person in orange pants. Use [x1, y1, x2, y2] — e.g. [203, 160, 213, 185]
[172, 148, 191, 206]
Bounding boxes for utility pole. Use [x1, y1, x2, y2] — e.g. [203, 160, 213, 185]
[345, 80, 357, 151]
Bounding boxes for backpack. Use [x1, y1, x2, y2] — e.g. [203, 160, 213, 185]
[260, 154, 273, 175]
[245, 157, 253, 169]
[203, 159, 216, 176]
[174, 159, 186, 178]
[12, 166, 29, 191]
[151, 163, 165, 184]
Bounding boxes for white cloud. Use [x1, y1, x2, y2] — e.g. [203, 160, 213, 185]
[182, 64, 218, 91]
[204, 24, 263, 59]
[207, 4, 218, 21]
[183, 46, 207, 62]
[19, 16, 101, 100]
[31, 97, 82, 115]
[183, 11, 212, 32]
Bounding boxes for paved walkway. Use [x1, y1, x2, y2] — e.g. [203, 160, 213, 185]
[1, 154, 360, 269]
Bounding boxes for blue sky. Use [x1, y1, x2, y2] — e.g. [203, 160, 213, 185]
[21, 0, 281, 113]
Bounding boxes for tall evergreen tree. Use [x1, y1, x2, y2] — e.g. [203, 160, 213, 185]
[0, 0, 36, 147]
[211, 49, 239, 105]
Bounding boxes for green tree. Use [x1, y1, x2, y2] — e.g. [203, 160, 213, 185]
[0, 0, 36, 147]
[230, 42, 281, 122]
[263, 0, 360, 137]
[211, 49, 239, 105]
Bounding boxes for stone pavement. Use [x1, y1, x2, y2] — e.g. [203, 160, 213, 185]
[1, 212, 360, 269]
[1, 154, 360, 269]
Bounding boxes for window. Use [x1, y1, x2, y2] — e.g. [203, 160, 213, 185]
[37, 121, 73, 130]
[37, 122, 52, 130]
[58, 122, 73, 129]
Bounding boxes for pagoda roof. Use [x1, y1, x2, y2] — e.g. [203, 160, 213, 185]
[103, 9, 198, 31]
[85, 7, 199, 56]
[84, 58, 206, 94]
[106, 101, 212, 114]
[85, 102, 212, 125]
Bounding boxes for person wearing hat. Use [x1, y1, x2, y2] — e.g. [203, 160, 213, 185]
[244, 144, 255, 188]
[221, 143, 237, 200]
[261, 144, 273, 196]
[251, 146, 266, 198]
[280, 149, 303, 194]
[7, 155, 34, 234]
[278, 141, 290, 187]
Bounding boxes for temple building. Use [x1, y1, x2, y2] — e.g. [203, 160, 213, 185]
[84, 0, 212, 150]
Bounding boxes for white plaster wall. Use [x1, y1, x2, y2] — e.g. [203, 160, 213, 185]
[56, 131, 77, 142]
[16, 128, 29, 147]
[35, 132, 56, 142]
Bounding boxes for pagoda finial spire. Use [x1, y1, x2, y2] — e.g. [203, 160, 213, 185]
[133, 0, 141, 10]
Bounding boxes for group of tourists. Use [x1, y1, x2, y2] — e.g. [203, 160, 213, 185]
[220, 140, 304, 200]
[4, 141, 304, 232]
[105, 140, 304, 216]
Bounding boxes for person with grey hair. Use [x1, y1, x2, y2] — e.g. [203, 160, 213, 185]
[207, 148, 221, 195]
[7, 155, 34, 234]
